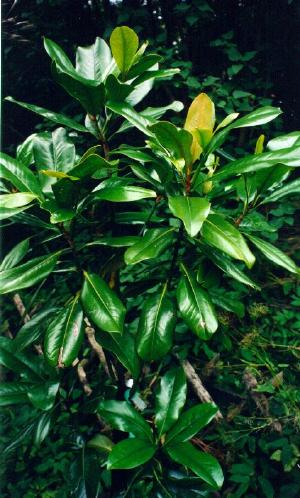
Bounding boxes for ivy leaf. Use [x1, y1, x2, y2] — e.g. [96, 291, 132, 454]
[155, 367, 187, 437]
[137, 284, 176, 361]
[177, 264, 218, 339]
[81, 272, 126, 334]
[168, 196, 210, 237]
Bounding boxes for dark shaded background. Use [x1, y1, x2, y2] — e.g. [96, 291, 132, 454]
[2, 0, 300, 152]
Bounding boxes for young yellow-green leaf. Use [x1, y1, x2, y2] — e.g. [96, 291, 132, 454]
[165, 403, 218, 445]
[0, 238, 30, 271]
[245, 233, 300, 274]
[215, 112, 239, 132]
[124, 228, 175, 265]
[255, 134, 265, 154]
[168, 196, 210, 237]
[137, 284, 176, 361]
[44, 296, 84, 367]
[98, 400, 153, 441]
[165, 441, 223, 489]
[81, 272, 126, 334]
[94, 185, 156, 202]
[0, 193, 38, 209]
[177, 264, 218, 339]
[110, 26, 139, 75]
[0, 252, 61, 295]
[155, 367, 187, 437]
[184, 93, 215, 132]
[107, 438, 156, 470]
[201, 214, 255, 269]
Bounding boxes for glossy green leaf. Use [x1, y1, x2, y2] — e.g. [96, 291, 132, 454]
[107, 100, 153, 135]
[131, 68, 180, 87]
[149, 121, 193, 169]
[107, 438, 156, 470]
[5, 96, 88, 132]
[245, 233, 299, 274]
[94, 185, 156, 202]
[0, 193, 38, 209]
[202, 246, 260, 289]
[212, 145, 300, 183]
[267, 131, 300, 151]
[166, 441, 223, 489]
[177, 264, 218, 339]
[110, 26, 139, 74]
[155, 367, 187, 437]
[81, 272, 126, 334]
[70, 153, 116, 179]
[0, 152, 43, 197]
[98, 400, 153, 441]
[27, 381, 59, 410]
[41, 198, 75, 224]
[0, 382, 30, 406]
[52, 63, 105, 115]
[0, 337, 43, 382]
[76, 37, 114, 82]
[0, 205, 32, 220]
[17, 133, 36, 168]
[105, 74, 134, 101]
[44, 296, 84, 367]
[201, 214, 255, 269]
[34, 412, 52, 446]
[261, 177, 300, 204]
[86, 236, 140, 248]
[96, 328, 140, 379]
[137, 284, 176, 361]
[0, 251, 61, 295]
[208, 106, 282, 153]
[87, 434, 114, 456]
[0, 238, 30, 271]
[13, 307, 59, 352]
[124, 228, 175, 265]
[165, 403, 218, 445]
[255, 164, 291, 195]
[127, 54, 162, 80]
[168, 196, 211, 237]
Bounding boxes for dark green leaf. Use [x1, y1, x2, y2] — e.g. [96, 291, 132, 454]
[201, 214, 255, 269]
[165, 403, 218, 445]
[166, 441, 224, 489]
[44, 295, 84, 367]
[125, 228, 175, 265]
[96, 328, 140, 379]
[0, 238, 30, 271]
[168, 196, 211, 237]
[177, 264, 218, 339]
[107, 438, 156, 470]
[155, 367, 187, 437]
[0, 152, 43, 197]
[0, 382, 30, 406]
[94, 185, 156, 202]
[13, 307, 59, 352]
[261, 177, 300, 204]
[27, 381, 59, 410]
[5, 96, 88, 132]
[245, 233, 299, 274]
[0, 251, 61, 295]
[107, 100, 153, 135]
[81, 272, 126, 334]
[98, 400, 153, 441]
[137, 284, 176, 361]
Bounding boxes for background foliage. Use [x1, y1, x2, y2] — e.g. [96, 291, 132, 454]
[1, 1, 300, 497]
